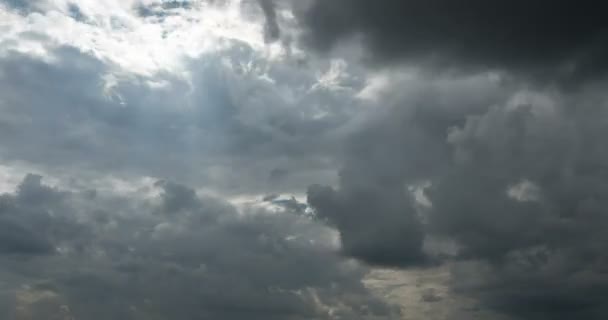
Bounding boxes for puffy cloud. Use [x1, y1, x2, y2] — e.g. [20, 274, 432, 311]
[309, 68, 608, 317]
[306, 72, 508, 267]
[293, 56, 608, 317]
[0, 40, 365, 195]
[307, 183, 426, 267]
[285, 1, 608, 316]
[429, 89, 608, 319]
[0, 174, 399, 319]
[0, 174, 88, 256]
[4, 1, 608, 318]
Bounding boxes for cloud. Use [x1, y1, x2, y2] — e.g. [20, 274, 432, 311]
[298, 1, 608, 83]
[303, 65, 608, 318]
[0, 174, 400, 319]
[4, 1, 608, 318]
[291, 1, 608, 315]
[258, 0, 280, 42]
[0, 174, 88, 256]
[308, 183, 426, 267]
[0, 41, 365, 195]
[306, 72, 507, 267]
[0, 219, 54, 255]
[427, 89, 608, 319]
[1, 0, 40, 12]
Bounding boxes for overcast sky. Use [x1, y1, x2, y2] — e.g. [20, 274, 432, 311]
[0, 1, 607, 319]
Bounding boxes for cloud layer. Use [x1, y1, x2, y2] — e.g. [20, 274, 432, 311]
[2, 1, 608, 319]
[0, 174, 399, 319]
[306, 73, 608, 318]
[299, 1, 608, 83]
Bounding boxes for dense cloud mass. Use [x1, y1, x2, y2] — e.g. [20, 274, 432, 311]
[434, 90, 608, 319]
[2, 1, 608, 319]
[308, 75, 608, 318]
[0, 175, 399, 319]
[307, 73, 508, 266]
[291, 2, 608, 318]
[308, 182, 425, 267]
[300, 0, 608, 83]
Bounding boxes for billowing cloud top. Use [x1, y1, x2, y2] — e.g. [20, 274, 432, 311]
[1, 1, 608, 320]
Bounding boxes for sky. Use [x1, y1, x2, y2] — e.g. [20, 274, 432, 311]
[0, 1, 607, 319]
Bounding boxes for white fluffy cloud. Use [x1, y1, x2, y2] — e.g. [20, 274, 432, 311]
[1, 0, 279, 74]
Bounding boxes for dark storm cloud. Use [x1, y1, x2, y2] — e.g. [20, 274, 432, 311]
[0, 174, 88, 256]
[302, 66, 608, 318]
[6, 1, 608, 317]
[0, 175, 400, 319]
[427, 89, 608, 319]
[154, 180, 200, 213]
[258, 0, 280, 42]
[306, 74, 507, 267]
[299, 0, 608, 82]
[291, 0, 608, 314]
[308, 183, 426, 267]
[451, 251, 608, 320]
[0, 219, 53, 255]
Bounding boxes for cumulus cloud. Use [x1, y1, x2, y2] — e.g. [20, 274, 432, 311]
[0, 41, 364, 195]
[307, 183, 426, 267]
[430, 89, 608, 319]
[306, 69, 608, 318]
[4, 1, 608, 319]
[0, 174, 399, 319]
[306, 73, 507, 267]
[267, 3, 608, 317]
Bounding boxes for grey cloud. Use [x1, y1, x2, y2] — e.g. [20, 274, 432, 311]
[8, 2, 608, 317]
[298, 1, 608, 83]
[268, 168, 288, 182]
[0, 43, 363, 195]
[304, 67, 608, 318]
[426, 90, 608, 319]
[0, 219, 53, 255]
[420, 288, 442, 303]
[258, 0, 280, 42]
[308, 183, 426, 267]
[154, 180, 200, 214]
[0, 174, 400, 319]
[306, 74, 507, 267]
[135, 0, 193, 19]
[0, 174, 89, 256]
[1, 0, 40, 13]
[267, 196, 309, 216]
[161, 0, 192, 10]
[451, 248, 608, 320]
[67, 3, 87, 22]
